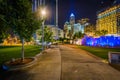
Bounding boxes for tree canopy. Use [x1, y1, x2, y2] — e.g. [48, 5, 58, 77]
[73, 31, 84, 39]
[37, 26, 53, 42]
[0, 0, 40, 42]
[94, 30, 108, 36]
[0, 0, 41, 60]
[84, 24, 96, 36]
[0, 0, 10, 42]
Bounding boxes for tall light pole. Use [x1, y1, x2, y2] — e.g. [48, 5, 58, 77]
[41, 8, 46, 51]
[56, 0, 58, 40]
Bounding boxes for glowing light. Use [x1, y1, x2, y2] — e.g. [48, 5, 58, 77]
[70, 13, 75, 17]
[82, 35, 120, 47]
[41, 9, 46, 16]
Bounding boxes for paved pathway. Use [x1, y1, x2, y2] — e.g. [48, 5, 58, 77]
[60, 44, 120, 80]
[2, 44, 120, 80]
[5, 47, 61, 80]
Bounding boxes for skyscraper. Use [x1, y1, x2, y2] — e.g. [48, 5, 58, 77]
[70, 13, 75, 25]
[64, 13, 84, 38]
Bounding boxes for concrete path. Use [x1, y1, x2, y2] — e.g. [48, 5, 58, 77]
[3, 44, 120, 80]
[60, 44, 120, 80]
[6, 47, 61, 80]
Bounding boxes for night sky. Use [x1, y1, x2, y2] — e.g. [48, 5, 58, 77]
[45, 0, 116, 29]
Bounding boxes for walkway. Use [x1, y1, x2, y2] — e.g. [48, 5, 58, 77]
[60, 44, 120, 80]
[2, 44, 120, 80]
[5, 47, 61, 80]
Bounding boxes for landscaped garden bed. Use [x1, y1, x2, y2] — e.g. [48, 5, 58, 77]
[0, 45, 41, 66]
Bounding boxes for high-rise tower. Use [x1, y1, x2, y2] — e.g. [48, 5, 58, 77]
[69, 13, 75, 39]
[70, 13, 75, 25]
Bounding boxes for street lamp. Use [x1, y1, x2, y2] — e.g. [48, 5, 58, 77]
[41, 9, 46, 17]
[41, 8, 46, 51]
[56, 0, 58, 40]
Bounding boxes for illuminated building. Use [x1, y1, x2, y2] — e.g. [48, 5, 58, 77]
[3, 36, 20, 45]
[36, 25, 63, 40]
[3, 35, 34, 46]
[64, 13, 85, 38]
[96, 4, 120, 34]
[47, 25, 64, 39]
[70, 13, 75, 25]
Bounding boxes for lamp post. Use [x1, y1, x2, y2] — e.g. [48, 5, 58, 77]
[41, 8, 46, 51]
[56, 0, 58, 40]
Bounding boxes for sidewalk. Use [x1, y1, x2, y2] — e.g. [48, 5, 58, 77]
[7, 47, 61, 80]
[60, 44, 120, 80]
[3, 44, 120, 80]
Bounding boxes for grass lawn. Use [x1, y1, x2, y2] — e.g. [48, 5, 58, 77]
[0, 45, 41, 66]
[78, 46, 120, 60]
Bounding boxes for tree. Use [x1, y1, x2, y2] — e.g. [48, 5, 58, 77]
[0, 0, 11, 43]
[94, 30, 108, 37]
[37, 26, 53, 43]
[94, 30, 101, 36]
[0, 0, 40, 61]
[44, 26, 53, 42]
[67, 30, 73, 39]
[73, 31, 84, 40]
[101, 30, 108, 36]
[84, 24, 96, 36]
[78, 18, 89, 25]
[63, 22, 68, 38]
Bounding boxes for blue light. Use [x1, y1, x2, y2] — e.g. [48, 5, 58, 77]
[70, 13, 75, 17]
[82, 36, 120, 47]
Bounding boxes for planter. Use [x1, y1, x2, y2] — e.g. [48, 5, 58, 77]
[3, 57, 37, 71]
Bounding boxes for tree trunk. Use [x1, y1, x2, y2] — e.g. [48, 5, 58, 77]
[21, 38, 24, 61]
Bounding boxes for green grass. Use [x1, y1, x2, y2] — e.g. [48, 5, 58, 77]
[0, 45, 41, 65]
[78, 46, 120, 60]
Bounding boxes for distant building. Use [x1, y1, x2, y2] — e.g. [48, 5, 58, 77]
[64, 13, 85, 38]
[70, 13, 75, 25]
[58, 28, 64, 38]
[96, 3, 120, 34]
[47, 25, 64, 39]
[74, 23, 84, 34]
[36, 25, 63, 41]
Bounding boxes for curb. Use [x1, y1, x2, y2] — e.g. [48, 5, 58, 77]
[3, 52, 43, 71]
[83, 50, 109, 63]
[76, 45, 109, 63]
[3, 57, 37, 71]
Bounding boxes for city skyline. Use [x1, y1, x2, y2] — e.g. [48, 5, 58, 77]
[45, 0, 118, 29]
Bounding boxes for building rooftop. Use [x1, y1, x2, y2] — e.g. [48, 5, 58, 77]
[70, 13, 75, 17]
[97, 0, 120, 14]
